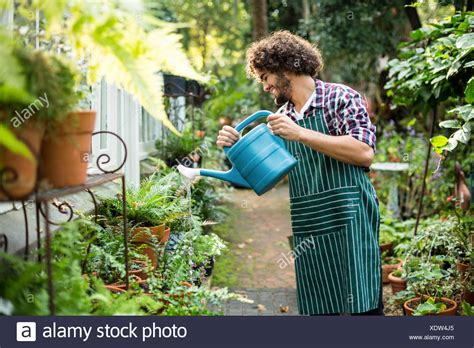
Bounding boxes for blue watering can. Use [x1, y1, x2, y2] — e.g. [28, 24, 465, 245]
[177, 110, 297, 196]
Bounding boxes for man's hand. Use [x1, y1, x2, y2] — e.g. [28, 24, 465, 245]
[216, 125, 239, 148]
[267, 114, 304, 141]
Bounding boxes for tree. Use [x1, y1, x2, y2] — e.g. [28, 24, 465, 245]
[251, 0, 268, 40]
[150, 0, 251, 77]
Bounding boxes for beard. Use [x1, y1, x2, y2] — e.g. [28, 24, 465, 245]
[273, 73, 292, 106]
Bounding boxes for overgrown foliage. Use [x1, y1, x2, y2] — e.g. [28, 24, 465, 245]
[2, 0, 205, 134]
[385, 12, 473, 152]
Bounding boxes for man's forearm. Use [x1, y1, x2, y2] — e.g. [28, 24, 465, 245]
[297, 128, 374, 168]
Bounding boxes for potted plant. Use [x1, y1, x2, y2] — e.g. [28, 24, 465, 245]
[155, 123, 199, 168]
[388, 289, 417, 315]
[39, 59, 96, 189]
[404, 296, 458, 316]
[97, 174, 189, 267]
[192, 233, 227, 278]
[379, 222, 396, 254]
[0, 124, 39, 199]
[449, 208, 473, 304]
[130, 226, 170, 268]
[382, 251, 403, 284]
[82, 222, 153, 290]
[0, 35, 52, 198]
[388, 268, 407, 294]
[403, 258, 461, 316]
[1, 28, 95, 191]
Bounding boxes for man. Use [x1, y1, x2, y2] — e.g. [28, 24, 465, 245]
[217, 31, 382, 315]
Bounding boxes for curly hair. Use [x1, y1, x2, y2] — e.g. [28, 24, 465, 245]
[246, 30, 324, 81]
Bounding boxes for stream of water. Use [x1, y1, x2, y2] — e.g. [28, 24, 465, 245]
[179, 172, 195, 234]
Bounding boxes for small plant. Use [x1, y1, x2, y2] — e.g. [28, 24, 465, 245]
[155, 123, 200, 167]
[97, 173, 189, 228]
[461, 301, 474, 316]
[0, 37, 80, 129]
[449, 204, 473, 264]
[381, 251, 401, 265]
[82, 221, 152, 284]
[412, 297, 447, 316]
[388, 289, 416, 307]
[392, 268, 404, 279]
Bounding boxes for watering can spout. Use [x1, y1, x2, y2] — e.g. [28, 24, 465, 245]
[177, 164, 251, 188]
[200, 167, 251, 188]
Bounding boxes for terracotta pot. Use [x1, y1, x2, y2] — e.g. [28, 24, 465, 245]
[456, 261, 469, 274]
[105, 275, 147, 293]
[131, 224, 170, 243]
[457, 261, 473, 305]
[195, 130, 205, 138]
[403, 297, 458, 316]
[0, 124, 44, 200]
[382, 258, 403, 284]
[379, 242, 393, 255]
[130, 224, 170, 267]
[130, 259, 149, 280]
[180, 281, 192, 288]
[388, 271, 407, 294]
[40, 111, 96, 188]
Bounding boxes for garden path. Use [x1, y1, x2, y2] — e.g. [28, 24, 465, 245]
[212, 182, 296, 289]
[211, 183, 400, 316]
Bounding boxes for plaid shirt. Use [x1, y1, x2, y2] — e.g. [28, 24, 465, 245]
[277, 79, 376, 149]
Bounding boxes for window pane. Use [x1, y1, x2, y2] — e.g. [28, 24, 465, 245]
[100, 79, 108, 149]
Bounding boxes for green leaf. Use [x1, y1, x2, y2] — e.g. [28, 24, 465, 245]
[464, 61, 474, 68]
[430, 135, 448, 148]
[430, 75, 445, 85]
[465, 77, 474, 104]
[458, 18, 469, 31]
[444, 138, 458, 152]
[410, 29, 425, 41]
[0, 125, 34, 161]
[439, 120, 461, 129]
[461, 301, 474, 316]
[463, 122, 471, 134]
[407, 118, 416, 127]
[456, 33, 474, 50]
[446, 60, 461, 78]
[413, 296, 448, 316]
[448, 104, 473, 122]
[452, 128, 470, 144]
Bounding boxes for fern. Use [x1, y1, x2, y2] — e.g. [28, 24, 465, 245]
[12, 0, 207, 135]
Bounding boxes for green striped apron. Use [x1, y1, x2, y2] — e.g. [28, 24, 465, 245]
[286, 107, 380, 315]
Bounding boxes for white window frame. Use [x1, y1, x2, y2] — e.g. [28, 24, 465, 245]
[138, 108, 161, 160]
[0, 3, 17, 215]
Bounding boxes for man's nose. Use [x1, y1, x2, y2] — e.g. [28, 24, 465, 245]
[263, 83, 271, 92]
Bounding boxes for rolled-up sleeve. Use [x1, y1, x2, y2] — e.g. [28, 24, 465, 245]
[338, 91, 376, 150]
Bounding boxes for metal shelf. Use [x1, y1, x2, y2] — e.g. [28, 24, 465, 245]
[0, 131, 129, 315]
[35, 172, 123, 201]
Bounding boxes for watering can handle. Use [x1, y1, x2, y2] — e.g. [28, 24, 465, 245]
[223, 110, 273, 154]
[234, 110, 273, 133]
